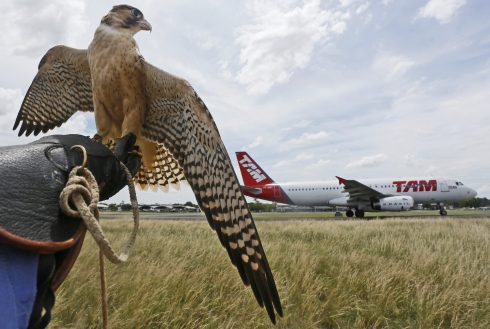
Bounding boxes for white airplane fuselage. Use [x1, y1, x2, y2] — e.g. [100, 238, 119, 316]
[270, 178, 476, 207]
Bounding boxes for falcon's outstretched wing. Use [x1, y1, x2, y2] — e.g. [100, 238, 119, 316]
[142, 62, 283, 323]
[13, 45, 185, 191]
[13, 46, 94, 136]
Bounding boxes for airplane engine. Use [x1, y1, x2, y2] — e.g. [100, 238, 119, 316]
[371, 196, 414, 211]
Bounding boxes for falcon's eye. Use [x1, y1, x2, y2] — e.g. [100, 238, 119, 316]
[131, 8, 142, 18]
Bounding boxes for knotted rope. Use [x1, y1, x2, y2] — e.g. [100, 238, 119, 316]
[59, 147, 140, 329]
[59, 164, 139, 264]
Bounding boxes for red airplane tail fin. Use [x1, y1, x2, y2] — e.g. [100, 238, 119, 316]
[336, 176, 346, 185]
[236, 151, 275, 187]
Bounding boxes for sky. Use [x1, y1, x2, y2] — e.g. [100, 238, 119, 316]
[0, 0, 489, 205]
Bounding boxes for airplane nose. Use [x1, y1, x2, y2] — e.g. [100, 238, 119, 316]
[469, 188, 477, 198]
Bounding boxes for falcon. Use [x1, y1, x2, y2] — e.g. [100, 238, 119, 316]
[13, 4, 283, 324]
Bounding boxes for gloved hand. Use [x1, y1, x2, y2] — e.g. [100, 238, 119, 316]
[0, 134, 141, 248]
[31, 134, 141, 201]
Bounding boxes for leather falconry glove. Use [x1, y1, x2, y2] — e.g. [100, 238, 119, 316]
[0, 133, 141, 252]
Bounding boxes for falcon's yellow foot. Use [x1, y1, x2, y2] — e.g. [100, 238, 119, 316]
[106, 139, 116, 152]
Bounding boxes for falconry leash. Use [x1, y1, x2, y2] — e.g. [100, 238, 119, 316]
[59, 145, 140, 329]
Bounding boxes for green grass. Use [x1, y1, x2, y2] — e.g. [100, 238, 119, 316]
[51, 217, 490, 328]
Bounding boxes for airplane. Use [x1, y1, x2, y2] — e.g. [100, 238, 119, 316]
[236, 151, 478, 218]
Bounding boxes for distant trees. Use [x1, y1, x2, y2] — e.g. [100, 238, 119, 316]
[448, 197, 490, 208]
[458, 197, 490, 208]
[184, 201, 198, 208]
[106, 200, 280, 212]
[248, 199, 276, 212]
[108, 203, 118, 211]
[120, 203, 133, 211]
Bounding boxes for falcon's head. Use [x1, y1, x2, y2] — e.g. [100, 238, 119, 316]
[101, 5, 152, 34]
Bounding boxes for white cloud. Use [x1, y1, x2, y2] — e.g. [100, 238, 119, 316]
[191, 29, 220, 51]
[282, 131, 331, 150]
[219, 61, 233, 80]
[50, 112, 93, 136]
[247, 136, 264, 148]
[339, 0, 359, 7]
[355, 2, 370, 15]
[331, 21, 347, 34]
[0, 0, 89, 57]
[273, 152, 313, 168]
[372, 52, 416, 81]
[0, 88, 23, 130]
[272, 160, 288, 168]
[293, 120, 312, 128]
[307, 159, 332, 170]
[346, 153, 387, 169]
[295, 152, 315, 161]
[417, 0, 466, 24]
[424, 165, 438, 176]
[235, 0, 350, 94]
[476, 184, 490, 198]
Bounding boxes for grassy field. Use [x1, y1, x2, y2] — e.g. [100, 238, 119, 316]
[51, 217, 490, 329]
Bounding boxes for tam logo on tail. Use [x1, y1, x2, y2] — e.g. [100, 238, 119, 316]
[239, 155, 267, 183]
[236, 152, 275, 186]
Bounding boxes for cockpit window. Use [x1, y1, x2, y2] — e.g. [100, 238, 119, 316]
[455, 181, 464, 186]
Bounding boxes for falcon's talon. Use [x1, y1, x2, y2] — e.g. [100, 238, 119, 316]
[92, 133, 103, 142]
[114, 133, 137, 163]
[128, 149, 142, 158]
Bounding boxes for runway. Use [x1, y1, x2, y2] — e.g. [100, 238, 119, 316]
[100, 211, 490, 221]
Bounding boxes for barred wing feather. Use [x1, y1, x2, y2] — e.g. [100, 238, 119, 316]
[13, 46, 93, 136]
[142, 62, 283, 323]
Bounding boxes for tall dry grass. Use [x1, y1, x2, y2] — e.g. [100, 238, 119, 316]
[50, 218, 490, 329]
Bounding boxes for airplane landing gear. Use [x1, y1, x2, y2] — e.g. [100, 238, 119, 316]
[437, 203, 448, 216]
[346, 209, 354, 217]
[355, 209, 365, 218]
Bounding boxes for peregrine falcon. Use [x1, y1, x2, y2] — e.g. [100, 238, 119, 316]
[13, 4, 282, 323]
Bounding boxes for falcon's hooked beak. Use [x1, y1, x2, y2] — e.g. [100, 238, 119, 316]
[139, 18, 152, 32]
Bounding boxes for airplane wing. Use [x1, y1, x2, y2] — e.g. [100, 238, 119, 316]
[240, 185, 263, 195]
[336, 176, 388, 201]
